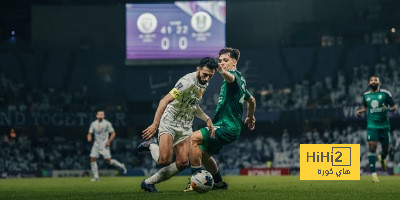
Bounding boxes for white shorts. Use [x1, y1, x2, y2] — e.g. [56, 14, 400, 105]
[158, 121, 192, 146]
[90, 145, 111, 159]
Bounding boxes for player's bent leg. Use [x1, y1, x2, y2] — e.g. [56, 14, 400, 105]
[204, 156, 218, 174]
[106, 158, 127, 174]
[204, 156, 228, 190]
[158, 133, 174, 166]
[185, 142, 209, 192]
[379, 129, 390, 172]
[190, 130, 204, 174]
[379, 143, 389, 171]
[182, 136, 194, 191]
[141, 134, 177, 192]
[143, 162, 179, 190]
[174, 136, 190, 170]
[144, 138, 189, 188]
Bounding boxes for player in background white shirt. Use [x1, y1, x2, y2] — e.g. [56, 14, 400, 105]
[87, 111, 127, 181]
[138, 57, 219, 192]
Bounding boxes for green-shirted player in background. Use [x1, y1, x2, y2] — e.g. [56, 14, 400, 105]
[189, 47, 256, 189]
[356, 75, 396, 183]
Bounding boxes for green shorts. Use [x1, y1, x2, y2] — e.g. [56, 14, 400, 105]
[367, 128, 390, 145]
[199, 126, 239, 155]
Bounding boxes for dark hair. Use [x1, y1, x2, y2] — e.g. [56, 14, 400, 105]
[370, 75, 379, 79]
[199, 57, 218, 70]
[219, 47, 240, 61]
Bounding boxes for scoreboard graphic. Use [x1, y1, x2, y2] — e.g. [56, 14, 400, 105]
[300, 144, 360, 180]
[126, 1, 226, 61]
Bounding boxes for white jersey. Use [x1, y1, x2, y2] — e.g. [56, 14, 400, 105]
[163, 72, 208, 128]
[89, 119, 114, 147]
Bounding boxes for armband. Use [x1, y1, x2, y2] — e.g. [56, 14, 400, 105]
[169, 88, 181, 99]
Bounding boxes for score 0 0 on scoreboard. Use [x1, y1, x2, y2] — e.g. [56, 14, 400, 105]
[126, 1, 226, 64]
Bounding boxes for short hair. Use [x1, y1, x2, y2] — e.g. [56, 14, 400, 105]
[219, 47, 240, 61]
[370, 75, 381, 82]
[199, 57, 218, 70]
[370, 75, 379, 79]
[97, 110, 105, 114]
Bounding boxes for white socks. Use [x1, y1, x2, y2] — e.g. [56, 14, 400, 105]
[91, 162, 99, 179]
[149, 144, 160, 162]
[145, 162, 179, 184]
[92, 159, 125, 179]
[110, 159, 125, 169]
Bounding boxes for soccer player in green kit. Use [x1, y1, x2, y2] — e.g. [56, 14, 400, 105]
[356, 75, 396, 183]
[189, 47, 256, 188]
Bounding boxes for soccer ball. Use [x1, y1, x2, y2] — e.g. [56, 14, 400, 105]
[191, 170, 214, 193]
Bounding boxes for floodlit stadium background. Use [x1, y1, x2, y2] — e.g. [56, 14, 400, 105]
[1, 0, 400, 179]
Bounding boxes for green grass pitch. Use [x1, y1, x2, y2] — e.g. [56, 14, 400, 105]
[1, 176, 400, 200]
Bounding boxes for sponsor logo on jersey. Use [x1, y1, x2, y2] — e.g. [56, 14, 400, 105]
[371, 100, 379, 108]
[370, 100, 384, 113]
[176, 82, 183, 90]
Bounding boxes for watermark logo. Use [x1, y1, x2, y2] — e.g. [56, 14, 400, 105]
[300, 144, 360, 180]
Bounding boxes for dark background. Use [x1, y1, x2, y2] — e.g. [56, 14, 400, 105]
[1, 0, 400, 173]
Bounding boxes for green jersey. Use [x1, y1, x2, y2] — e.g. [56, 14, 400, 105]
[362, 89, 395, 129]
[213, 70, 251, 141]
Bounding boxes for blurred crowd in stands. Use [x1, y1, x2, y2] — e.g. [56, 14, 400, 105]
[1, 51, 400, 113]
[215, 127, 400, 170]
[0, 72, 128, 112]
[0, 133, 144, 173]
[247, 56, 400, 111]
[1, 54, 400, 113]
[2, 126, 400, 172]
[0, 72, 90, 112]
[2, 45, 400, 173]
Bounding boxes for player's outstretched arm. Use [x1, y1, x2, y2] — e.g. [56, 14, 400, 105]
[194, 105, 215, 138]
[216, 64, 235, 83]
[244, 95, 256, 130]
[142, 93, 175, 140]
[355, 106, 367, 117]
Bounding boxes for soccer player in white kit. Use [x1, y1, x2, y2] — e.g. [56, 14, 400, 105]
[87, 111, 127, 181]
[138, 57, 218, 192]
